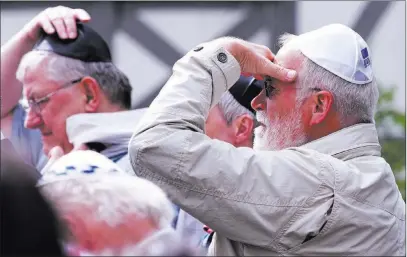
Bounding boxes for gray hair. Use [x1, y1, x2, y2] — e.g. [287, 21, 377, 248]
[16, 51, 132, 109]
[278, 33, 379, 126]
[217, 91, 255, 125]
[39, 174, 175, 239]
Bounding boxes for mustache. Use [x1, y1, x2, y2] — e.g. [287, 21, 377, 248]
[255, 111, 268, 125]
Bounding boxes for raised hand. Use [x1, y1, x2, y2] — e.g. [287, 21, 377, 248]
[22, 5, 91, 42]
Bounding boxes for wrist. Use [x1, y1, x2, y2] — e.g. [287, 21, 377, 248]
[13, 28, 38, 52]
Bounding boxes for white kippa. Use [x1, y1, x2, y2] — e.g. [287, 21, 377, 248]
[298, 23, 373, 84]
[37, 150, 127, 186]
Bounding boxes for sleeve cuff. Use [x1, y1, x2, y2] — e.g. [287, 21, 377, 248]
[188, 43, 241, 107]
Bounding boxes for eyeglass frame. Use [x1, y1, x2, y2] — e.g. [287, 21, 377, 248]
[24, 78, 83, 115]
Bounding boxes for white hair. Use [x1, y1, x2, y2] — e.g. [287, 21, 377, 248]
[16, 51, 132, 109]
[39, 173, 175, 234]
[278, 33, 379, 126]
[217, 91, 255, 124]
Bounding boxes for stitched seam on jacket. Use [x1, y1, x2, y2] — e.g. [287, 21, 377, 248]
[271, 184, 326, 253]
[270, 155, 335, 252]
[135, 158, 309, 207]
[341, 194, 405, 221]
[134, 124, 311, 207]
[280, 159, 339, 255]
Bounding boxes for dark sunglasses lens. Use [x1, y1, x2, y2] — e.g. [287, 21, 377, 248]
[264, 78, 272, 98]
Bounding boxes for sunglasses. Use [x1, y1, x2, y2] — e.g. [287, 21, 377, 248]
[263, 76, 321, 99]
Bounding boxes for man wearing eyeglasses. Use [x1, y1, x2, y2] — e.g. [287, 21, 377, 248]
[176, 75, 262, 251]
[129, 24, 405, 255]
[1, 6, 137, 173]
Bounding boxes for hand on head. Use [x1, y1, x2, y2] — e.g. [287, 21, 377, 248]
[23, 6, 91, 41]
[218, 37, 297, 82]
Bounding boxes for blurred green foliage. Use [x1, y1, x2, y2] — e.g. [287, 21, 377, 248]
[375, 85, 406, 200]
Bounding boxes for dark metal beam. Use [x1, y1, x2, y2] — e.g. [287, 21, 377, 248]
[133, 74, 172, 108]
[263, 1, 297, 52]
[352, 1, 393, 41]
[120, 2, 183, 68]
[85, 1, 122, 57]
[218, 3, 264, 40]
[134, 2, 267, 108]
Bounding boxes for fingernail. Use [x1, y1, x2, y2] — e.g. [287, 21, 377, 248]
[69, 32, 76, 38]
[287, 70, 297, 80]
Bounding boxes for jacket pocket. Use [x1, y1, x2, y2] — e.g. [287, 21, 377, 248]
[278, 199, 335, 254]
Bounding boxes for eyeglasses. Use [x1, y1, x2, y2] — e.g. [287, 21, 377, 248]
[24, 78, 82, 114]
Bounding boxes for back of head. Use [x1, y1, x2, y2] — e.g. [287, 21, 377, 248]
[279, 24, 379, 126]
[38, 151, 176, 255]
[218, 75, 262, 124]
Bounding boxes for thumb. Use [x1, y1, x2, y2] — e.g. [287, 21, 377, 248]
[41, 146, 64, 175]
[48, 145, 64, 160]
[73, 143, 89, 151]
[258, 57, 297, 82]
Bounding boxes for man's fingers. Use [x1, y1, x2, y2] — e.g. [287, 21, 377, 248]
[73, 9, 91, 22]
[54, 18, 68, 39]
[39, 18, 55, 34]
[253, 74, 264, 81]
[64, 15, 77, 39]
[256, 44, 275, 61]
[45, 8, 69, 39]
[260, 58, 297, 82]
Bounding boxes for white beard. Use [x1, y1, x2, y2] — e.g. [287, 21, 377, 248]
[254, 106, 308, 151]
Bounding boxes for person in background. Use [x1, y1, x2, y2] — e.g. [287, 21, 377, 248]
[0, 6, 139, 174]
[129, 24, 405, 255]
[175, 75, 262, 251]
[1, 142, 64, 256]
[38, 150, 198, 256]
[205, 75, 262, 146]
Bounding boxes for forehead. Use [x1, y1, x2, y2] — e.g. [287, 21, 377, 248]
[22, 67, 60, 99]
[272, 41, 304, 87]
[275, 38, 303, 68]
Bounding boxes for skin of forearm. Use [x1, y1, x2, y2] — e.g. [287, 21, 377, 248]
[1, 30, 36, 118]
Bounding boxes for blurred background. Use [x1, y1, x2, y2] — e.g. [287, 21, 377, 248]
[1, 1, 405, 198]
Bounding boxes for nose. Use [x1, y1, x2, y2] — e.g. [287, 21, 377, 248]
[24, 108, 43, 129]
[251, 89, 267, 111]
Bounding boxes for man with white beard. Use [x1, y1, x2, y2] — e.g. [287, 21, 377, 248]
[129, 24, 405, 256]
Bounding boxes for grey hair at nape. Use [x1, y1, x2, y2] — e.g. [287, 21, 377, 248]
[217, 90, 255, 125]
[16, 51, 132, 109]
[39, 174, 176, 235]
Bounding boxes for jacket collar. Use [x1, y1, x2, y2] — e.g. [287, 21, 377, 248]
[299, 123, 381, 160]
[66, 108, 147, 160]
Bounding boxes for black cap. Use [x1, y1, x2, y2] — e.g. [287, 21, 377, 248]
[229, 75, 263, 114]
[32, 22, 112, 63]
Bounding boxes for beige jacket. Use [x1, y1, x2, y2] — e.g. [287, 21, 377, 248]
[66, 108, 147, 174]
[129, 42, 405, 256]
